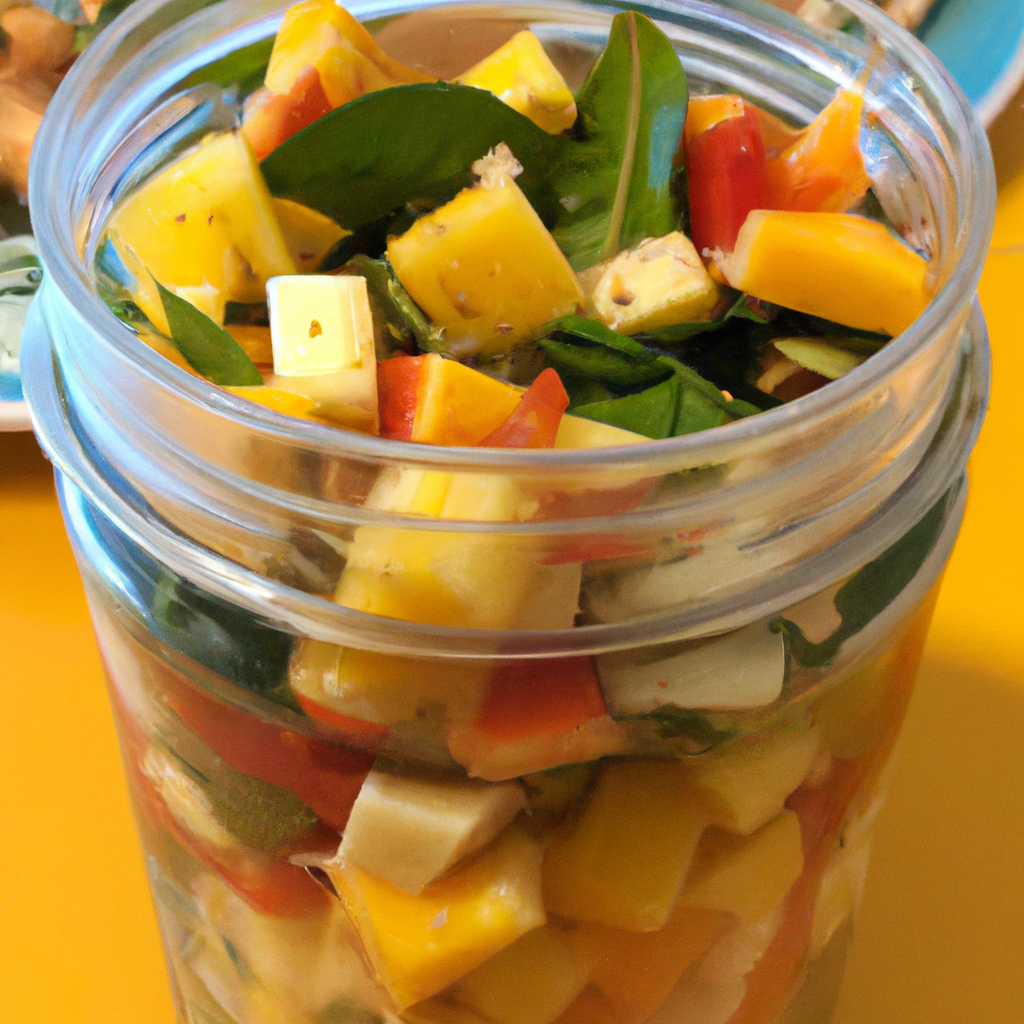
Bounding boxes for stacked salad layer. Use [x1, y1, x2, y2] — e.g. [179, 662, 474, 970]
[87, 6, 949, 1024]
[99, 0, 932, 447]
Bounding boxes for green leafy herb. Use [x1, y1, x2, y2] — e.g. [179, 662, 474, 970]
[639, 291, 769, 345]
[179, 36, 275, 96]
[156, 280, 263, 385]
[152, 571, 299, 712]
[337, 254, 445, 357]
[72, 0, 136, 52]
[549, 11, 689, 269]
[642, 706, 734, 749]
[537, 315, 759, 439]
[784, 490, 951, 667]
[261, 82, 565, 228]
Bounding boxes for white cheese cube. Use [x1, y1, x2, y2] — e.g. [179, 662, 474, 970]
[338, 769, 527, 895]
[267, 274, 370, 376]
[596, 619, 786, 715]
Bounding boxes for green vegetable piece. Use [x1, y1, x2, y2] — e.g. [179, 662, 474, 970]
[152, 571, 299, 712]
[550, 11, 689, 270]
[641, 706, 733, 749]
[641, 291, 769, 345]
[773, 337, 876, 380]
[261, 82, 565, 228]
[537, 314, 758, 437]
[785, 490, 951, 667]
[338, 254, 444, 357]
[179, 36, 275, 95]
[575, 376, 681, 439]
[156, 280, 263, 386]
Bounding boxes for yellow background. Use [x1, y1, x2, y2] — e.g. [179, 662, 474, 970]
[2, 94, 1023, 1024]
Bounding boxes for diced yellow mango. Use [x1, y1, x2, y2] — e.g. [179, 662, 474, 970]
[685, 723, 821, 835]
[221, 385, 321, 421]
[568, 905, 733, 1024]
[338, 770, 526, 894]
[683, 94, 746, 146]
[679, 809, 804, 924]
[412, 354, 523, 446]
[588, 232, 720, 334]
[388, 156, 585, 357]
[264, 0, 431, 107]
[456, 31, 577, 134]
[334, 467, 579, 631]
[272, 197, 348, 273]
[449, 923, 591, 1024]
[719, 210, 930, 336]
[554, 413, 649, 449]
[224, 325, 274, 365]
[542, 759, 707, 932]
[107, 131, 295, 322]
[289, 640, 487, 727]
[326, 829, 546, 1009]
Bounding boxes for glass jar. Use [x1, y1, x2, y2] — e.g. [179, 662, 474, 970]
[22, 0, 993, 1022]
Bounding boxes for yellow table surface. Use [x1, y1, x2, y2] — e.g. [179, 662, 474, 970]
[2, 99, 1024, 1024]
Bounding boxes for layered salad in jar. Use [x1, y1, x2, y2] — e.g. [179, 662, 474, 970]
[85, 3, 952, 1024]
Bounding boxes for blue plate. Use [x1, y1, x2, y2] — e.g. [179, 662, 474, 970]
[920, 0, 1024, 125]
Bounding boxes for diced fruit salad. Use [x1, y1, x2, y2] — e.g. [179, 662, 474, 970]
[89, 6, 948, 1024]
[98, 1, 933, 446]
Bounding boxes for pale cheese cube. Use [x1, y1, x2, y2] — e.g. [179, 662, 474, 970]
[339, 770, 526, 894]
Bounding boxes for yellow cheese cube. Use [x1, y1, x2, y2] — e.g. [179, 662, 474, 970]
[685, 724, 821, 835]
[338, 770, 526, 894]
[542, 759, 708, 932]
[456, 31, 577, 134]
[588, 232, 720, 334]
[554, 413, 648, 449]
[679, 809, 804, 924]
[264, 0, 430, 107]
[719, 210, 931, 336]
[387, 161, 585, 357]
[412, 354, 523, 446]
[107, 131, 295, 323]
[326, 829, 546, 1009]
[272, 197, 348, 274]
[449, 924, 591, 1024]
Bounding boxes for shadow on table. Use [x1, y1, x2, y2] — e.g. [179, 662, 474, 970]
[833, 650, 1024, 1024]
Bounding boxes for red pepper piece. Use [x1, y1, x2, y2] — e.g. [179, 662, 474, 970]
[294, 693, 391, 742]
[480, 368, 570, 449]
[241, 65, 333, 161]
[157, 666, 375, 833]
[376, 353, 428, 441]
[685, 100, 770, 256]
[472, 657, 607, 742]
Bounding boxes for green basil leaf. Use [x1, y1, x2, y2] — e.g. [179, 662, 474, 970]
[575, 375, 681, 439]
[550, 11, 688, 270]
[337, 254, 444, 357]
[179, 36, 275, 95]
[784, 490, 950, 667]
[156, 280, 263, 386]
[640, 291, 769, 345]
[261, 82, 566, 229]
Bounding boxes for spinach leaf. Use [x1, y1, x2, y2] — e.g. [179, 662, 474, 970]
[152, 571, 299, 712]
[784, 490, 950, 667]
[156, 280, 263, 385]
[261, 82, 566, 228]
[337, 254, 444, 357]
[179, 36, 275, 96]
[640, 291, 769, 346]
[642, 706, 734, 749]
[537, 315, 758, 439]
[549, 11, 689, 270]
